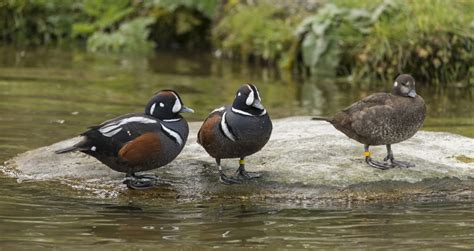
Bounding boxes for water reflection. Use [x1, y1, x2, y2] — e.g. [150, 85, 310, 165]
[0, 176, 473, 249]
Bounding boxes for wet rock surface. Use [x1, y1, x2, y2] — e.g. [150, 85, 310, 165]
[2, 117, 473, 201]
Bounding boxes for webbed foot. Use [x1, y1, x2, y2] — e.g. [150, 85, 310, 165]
[366, 157, 395, 170]
[124, 173, 171, 190]
[219, 172, 242, 185]
[384, 155, 415, 168]
[236, 166, 262, 179]
[383, 154, 415, 168]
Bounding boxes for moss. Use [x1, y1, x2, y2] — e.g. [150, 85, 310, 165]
[455, 155, 474, 164]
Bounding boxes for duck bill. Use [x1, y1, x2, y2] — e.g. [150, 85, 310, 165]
[252, 99, 264, 110]
[407, 90, 417, 98]
[180, 106, 194, 113]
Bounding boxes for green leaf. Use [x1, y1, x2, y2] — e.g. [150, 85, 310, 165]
[72, 23, 96, 35]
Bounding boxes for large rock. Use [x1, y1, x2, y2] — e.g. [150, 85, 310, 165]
[2, 117, 473, 202]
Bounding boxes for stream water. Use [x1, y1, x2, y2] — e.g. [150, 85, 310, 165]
[0, 46, 473, 249]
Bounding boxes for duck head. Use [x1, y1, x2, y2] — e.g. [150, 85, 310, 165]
[232, 84, 266, 116]
[145, 90, 194, 120]
[392, 74, 417, 98]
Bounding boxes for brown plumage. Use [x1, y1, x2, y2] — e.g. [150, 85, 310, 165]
[118, 132, 161, 164]
[197, 113, 220, 156]
[197, 84, 273, 184]
[54, 89, 193, 189]
[313, 74, 426, 169]
[328, 93, 425, 146]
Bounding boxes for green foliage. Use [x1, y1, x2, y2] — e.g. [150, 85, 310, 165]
[87, 17, 155, 53]
[150, 0, 219, 19]
[295, 0, 474, 84]
[213, 3, 296, 64]
[1, 0, 472, 84]
[73, 0, 135, 36]
[147, 1, 215, 49]
[295, 1, 398, 76]
[0, 0, 80, 45]
[71, 0, 155, 53]
[0, 0, 217, 51]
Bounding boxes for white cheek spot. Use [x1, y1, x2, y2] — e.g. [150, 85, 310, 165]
[394, 81, 398, 87]
[238, 92, 241, 96]
[159, 102, 165, 108]
[91, 146, 96, 151]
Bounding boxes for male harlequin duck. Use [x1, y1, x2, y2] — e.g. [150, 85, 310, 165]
[313, 74, 426, 169]
[55, 90, 193, 189]
[198, 84, 272, 184]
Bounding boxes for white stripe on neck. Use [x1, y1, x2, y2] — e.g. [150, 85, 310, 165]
[210, 106, 225, 114]
[160, 123, 183, 146]
[162, 118, 181, 122]
[231, 107, 267, 117]
[220, 112, 236, 141]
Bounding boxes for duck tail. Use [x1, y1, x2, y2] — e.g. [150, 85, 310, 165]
[54, 138, 90, 154]
[311, 116, 332, 122]
[54, 145, 79, 154]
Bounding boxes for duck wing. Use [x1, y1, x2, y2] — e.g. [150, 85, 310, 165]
[333, 93, 395, 142]
[78, 113, 161, 156]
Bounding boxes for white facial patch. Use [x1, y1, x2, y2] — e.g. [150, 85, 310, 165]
[91, 146, 96, 151]
[160, 123, 183, 146]
[245, 85, 255, 106]
[171, 92, 182, 113]
[159, 102, 165, 108]
[150, 103, 156, 115]
[401, 85, 410, 93]
[237, 92, 241, 96]
[394, 81, 398, 87]
[99, 116, 157, 137]
[220, 112, 236, 141]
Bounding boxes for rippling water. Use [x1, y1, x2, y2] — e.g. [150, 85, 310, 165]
[0, 176, 473, 250]
[0, 46, 473, 249]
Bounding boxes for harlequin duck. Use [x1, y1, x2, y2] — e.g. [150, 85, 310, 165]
[55, 90, 194, 189]
[313, 74, 426, 169]
[198, 84, 272, 184]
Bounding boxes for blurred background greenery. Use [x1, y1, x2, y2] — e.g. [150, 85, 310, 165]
[1, 0, 472, 84]
[0, 3, 473, 249]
